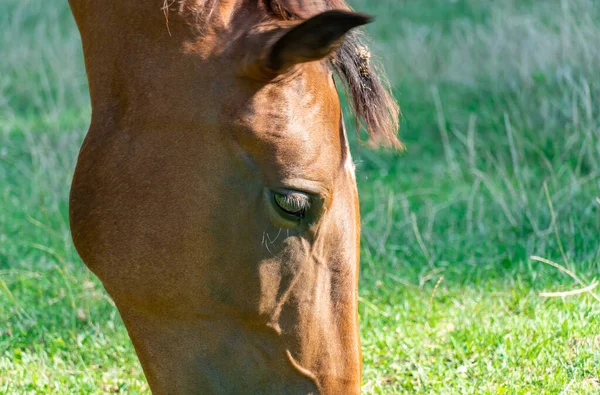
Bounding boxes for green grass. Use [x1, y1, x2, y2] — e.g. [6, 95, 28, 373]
[1, 0, 600, 393]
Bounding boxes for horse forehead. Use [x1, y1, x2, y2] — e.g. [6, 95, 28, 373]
[247, 67, 338, 133]
[252, 78, 325, 127]
[237, 72, 342, 175]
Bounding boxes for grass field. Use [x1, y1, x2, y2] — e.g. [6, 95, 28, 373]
[1, 0, 600, 393]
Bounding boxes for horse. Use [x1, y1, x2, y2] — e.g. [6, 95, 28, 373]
[68, 0, 400, 393]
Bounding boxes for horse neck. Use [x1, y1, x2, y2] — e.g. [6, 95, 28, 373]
[69, 0, 252, 37]
[69, 0, 255, 125]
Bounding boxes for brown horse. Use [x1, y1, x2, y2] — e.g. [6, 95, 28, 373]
[68, 0, 400, 393]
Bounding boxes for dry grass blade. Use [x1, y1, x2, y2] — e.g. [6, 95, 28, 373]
[358, 296, 390, 317]
[411, 212, 431, 261]
[428, 275, 445, 315]
[531, 255, 600, 303]
[539, 281, 598, 298]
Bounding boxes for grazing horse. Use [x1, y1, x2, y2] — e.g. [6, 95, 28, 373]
[68, 0, 400, 393]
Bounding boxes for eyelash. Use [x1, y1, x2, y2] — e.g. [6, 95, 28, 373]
[273, 192, 311, 219]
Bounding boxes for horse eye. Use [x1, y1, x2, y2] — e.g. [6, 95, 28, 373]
[274, 192, 311, 219]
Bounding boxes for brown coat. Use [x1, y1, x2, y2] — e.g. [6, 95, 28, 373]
[68, 1, 399, 393]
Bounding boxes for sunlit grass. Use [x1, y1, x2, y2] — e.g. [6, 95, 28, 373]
[1, 0, 599, 393]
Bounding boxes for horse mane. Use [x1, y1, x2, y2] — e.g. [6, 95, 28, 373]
[264, 0, 402, 149]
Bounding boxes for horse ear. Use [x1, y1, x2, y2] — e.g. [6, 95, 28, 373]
[241, 10, 372, 79]
[266, 10, 373, 72]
